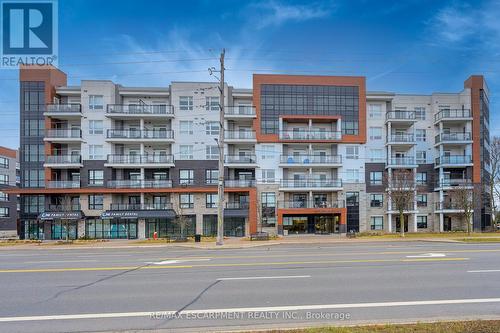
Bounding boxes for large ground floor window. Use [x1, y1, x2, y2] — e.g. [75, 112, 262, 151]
[283, 215, 340, 234]
[23, 220, 44, 240]
[51, 220, 78, 240]
[146, 216, 196, 238]
[203, 215, 246, 237]
[85, 219, 137, 239]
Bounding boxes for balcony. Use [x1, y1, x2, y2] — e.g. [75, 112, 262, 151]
[226, 202, 250, 209]
[279, 200, 344, 209]
[225, 179, 256, 187]
[224, 154, 257, 167]
[435, 155, 473, 168]
[44, 155, 83, 168]
[434, 109, 472, 123]
[435, 201, 469, 212]
[106, 154, 174, 168]
[44, 129, 83, 143]
[279, 130, 342, 141]
[279, 154, 342, 167]
[106, 129, 174, 142]
[106, 104, 174, 118]
[434, 178, 474, 190]
[224, 106, 256, 119]
[44, 104, 82, 118]
[109, 203, 173, 211]
[47, 180, 81, 189]
[434, 132, 472, 145]
[386, 134, 415, 145]
[107, 179, 173, 189]
[385, 111, 416, 124]
[224, 130, 256, 143]
[47, 204, 81, 212]
[279, 179, 343, 191]
[386, 157, 417, 168]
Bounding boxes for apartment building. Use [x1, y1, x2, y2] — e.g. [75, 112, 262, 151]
[0, 147, 19, 238]
[15, 66, 491, 239]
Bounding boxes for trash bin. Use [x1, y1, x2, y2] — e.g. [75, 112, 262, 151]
[194, 234, 201, 242]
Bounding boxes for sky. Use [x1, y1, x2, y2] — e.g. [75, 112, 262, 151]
[1, 0, 500, 149]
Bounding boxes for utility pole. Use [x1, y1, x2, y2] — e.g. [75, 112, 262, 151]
[216, 49, 225, 246]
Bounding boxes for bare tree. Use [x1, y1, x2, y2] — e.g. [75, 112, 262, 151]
[447, 184, 481, 236]
[60, 195, 73, 242]
[173, 206, 190, 239]
[489, 136, 500, 228]
[384, 169, 416, 237]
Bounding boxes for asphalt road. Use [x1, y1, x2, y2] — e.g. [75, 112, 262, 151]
[0, 241, 500, 332]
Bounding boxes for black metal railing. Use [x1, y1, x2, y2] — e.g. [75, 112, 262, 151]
[434, 109, 472, 122]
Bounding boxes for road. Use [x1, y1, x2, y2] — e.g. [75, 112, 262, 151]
[0, 241, 500, 332]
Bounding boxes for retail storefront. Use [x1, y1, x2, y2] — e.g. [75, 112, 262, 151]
[202, 214, 247, 237]
[145, 215, 195, 238]
[85, 218, 138, 239]
[38, 211, 84, 240]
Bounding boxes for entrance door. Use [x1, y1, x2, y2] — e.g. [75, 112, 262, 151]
[395, 215, 409, 232]
[444, 216, 452, 231]
[314, 215, 335, 234]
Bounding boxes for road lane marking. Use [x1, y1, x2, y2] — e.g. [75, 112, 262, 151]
[145, 259, 211, 265]
[217, 275, 311, 281]
[1, 297, 500, 322]
[406, 253, 446, 258]
[0, 257, 469, 274]
[468, 269, 500, 273]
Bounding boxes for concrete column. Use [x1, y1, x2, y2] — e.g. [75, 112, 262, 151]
[138, 219, 146, 239]
[196, 214, 203, 234]
[413, 214, 418, 232]
[77, 220, 85, 238]
[439, 213, 444, 232]
[388, 214, 392, 233]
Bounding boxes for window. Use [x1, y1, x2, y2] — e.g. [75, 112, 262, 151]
[261, 192, 276, 227]
[417, 216, 428, 229]
[89, 95, 103, 110]
[261, 169, 275, 183]
[179, 145, 193, 159]
[179, 169, 194, 185]
[88, 195, 103, 210]
[0, 157, 8, 168]
[22, 195, 44, 214]
[23, 144, 44, 162]
[0, 207, 9, 218]
[89, 170, 104, 186]
[369, 127, 383, 140]
[179, 121, 193, 135]
[416, 151, 427, 164]
[89, 120, 103, 134]
[0, 192, 8, 201]
[370, 194, 383, 207]
[89, 145, 103, 160]
[370, 171, 383, 185]
[205, 96, 219, 111]
[345, 145, 359, 159]
[369, 149, 384, 162]
[179, 193, 194, 208]
[179, 96, 193, 111]
[206, 146, 219, 160]
[0, 174, 8, 185]
[23, 119, 44, 136]
[345, 169, 359, 182]
[205, 121, 219, 135]
[417, 194, 427, 207]
[206, 194, 218, 208]
[206, 169, 218, 185]
[416, 172, 427, 185]
[368, 104, 382, 118]
[370, 216, 384, 230]
[414, 107, 426, 120]
[416, 129, 426, 142]
[261, 145, 275, 160]
[22, 170, 44, 187]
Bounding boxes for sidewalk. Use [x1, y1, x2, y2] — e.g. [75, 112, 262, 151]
[0, 234, 475, 250]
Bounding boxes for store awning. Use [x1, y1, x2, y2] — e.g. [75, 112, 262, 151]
[39, 211, 83, 220]
[101, 210, 176, 219]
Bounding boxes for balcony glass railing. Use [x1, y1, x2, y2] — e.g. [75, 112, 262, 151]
[48, 204, 81, 211]
[45, 155, 81, 164]
[387, 157, 415, 166]
[279, 200, 344, 209]
[280, 179, 343, 188]
[435, 179, 473, 188]
[280, 155, 342, 164]
[387, 134, 415, 142]
[46, 104, 81, 113]
[225, 106, 256, 116]
[435, 155, 472, 165]
[106, 129, 174, 139]
[435, 202, 464, 210]
[225, 202, 250, 209]
[224, 155, 257, 163]
[279, 130, 342, 140]
[46, 129, 82, 138]
[435, 132, 472, 143]
[224, 131, 256, 140]
[224, 179, 256, 187]
[107, 179, 172, 188]
[386, 111, 416, 120]
[106, 104, 174, 115]
[107, 154, 174, 164]
[434, 109, 472, 122]
[47, 180, 81, 189]
[109, 203, 173, 210]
